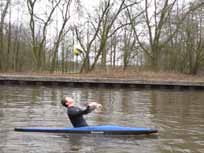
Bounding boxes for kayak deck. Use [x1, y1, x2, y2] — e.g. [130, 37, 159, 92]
[15, 125, 158, 135]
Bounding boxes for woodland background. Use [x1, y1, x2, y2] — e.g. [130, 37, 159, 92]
[0, 0, 204, 75]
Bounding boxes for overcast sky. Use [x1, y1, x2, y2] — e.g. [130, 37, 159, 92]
[5, 0, 193, 49]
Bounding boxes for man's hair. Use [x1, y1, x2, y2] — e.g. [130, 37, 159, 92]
[61, 97, 67, 107]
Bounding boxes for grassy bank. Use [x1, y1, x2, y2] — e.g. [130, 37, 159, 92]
[1, 69, 204, 83]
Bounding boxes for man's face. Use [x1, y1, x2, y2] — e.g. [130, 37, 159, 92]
[65, 97, 74, 107]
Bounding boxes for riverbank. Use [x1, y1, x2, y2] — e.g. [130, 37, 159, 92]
[1, 70, 204, 89]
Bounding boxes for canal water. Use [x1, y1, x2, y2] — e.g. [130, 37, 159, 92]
[0, 85, 203, 153]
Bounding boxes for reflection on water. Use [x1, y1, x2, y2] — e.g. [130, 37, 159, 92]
[0, 85, 203, 153]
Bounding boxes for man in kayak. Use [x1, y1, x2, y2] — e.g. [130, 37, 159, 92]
[61, 96, 102, 127]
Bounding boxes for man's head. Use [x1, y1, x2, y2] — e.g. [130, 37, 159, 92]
[61, 96, 74, 107]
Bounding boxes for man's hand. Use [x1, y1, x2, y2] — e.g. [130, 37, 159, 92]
[88, 102, 102, 112]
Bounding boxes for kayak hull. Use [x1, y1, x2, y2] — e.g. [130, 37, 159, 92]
[15, 125, 158, 135]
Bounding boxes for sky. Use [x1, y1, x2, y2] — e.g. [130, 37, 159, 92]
[6, 0, 98, 25]
[3, 0, 194, 50]
[1, 0, 98, 51]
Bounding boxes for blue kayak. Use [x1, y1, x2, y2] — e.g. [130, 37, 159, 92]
[15, 125, 158, 135]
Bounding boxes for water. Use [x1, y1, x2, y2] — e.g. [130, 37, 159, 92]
[0, 85, 203, 153]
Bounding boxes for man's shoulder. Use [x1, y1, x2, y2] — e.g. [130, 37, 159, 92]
[68, 106, 81, 111]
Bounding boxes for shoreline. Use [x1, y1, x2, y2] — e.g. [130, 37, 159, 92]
[0, 73, 204, 90]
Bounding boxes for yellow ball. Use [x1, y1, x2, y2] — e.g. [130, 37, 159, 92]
[73, 48, 82, 56]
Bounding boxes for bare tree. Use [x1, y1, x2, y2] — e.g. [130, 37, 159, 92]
[0, 0, 11, 71]
[26, 0, 61, 71]
[91, 0, 127, 70]
[154, 0, 204, 73]
[179, 4, 204, 74]
[74, 1, 111, 72]
[132, 0, 177, 70]
[50, 0, 72, 72]
[122, 25, 136, 70]
[75, 0, 138, 72]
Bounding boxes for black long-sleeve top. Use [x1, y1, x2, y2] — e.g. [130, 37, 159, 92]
[67, 106, 92, 127]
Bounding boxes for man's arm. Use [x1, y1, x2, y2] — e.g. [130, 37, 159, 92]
[88, 102, 102, 112]
[68, 106, 92, 116]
